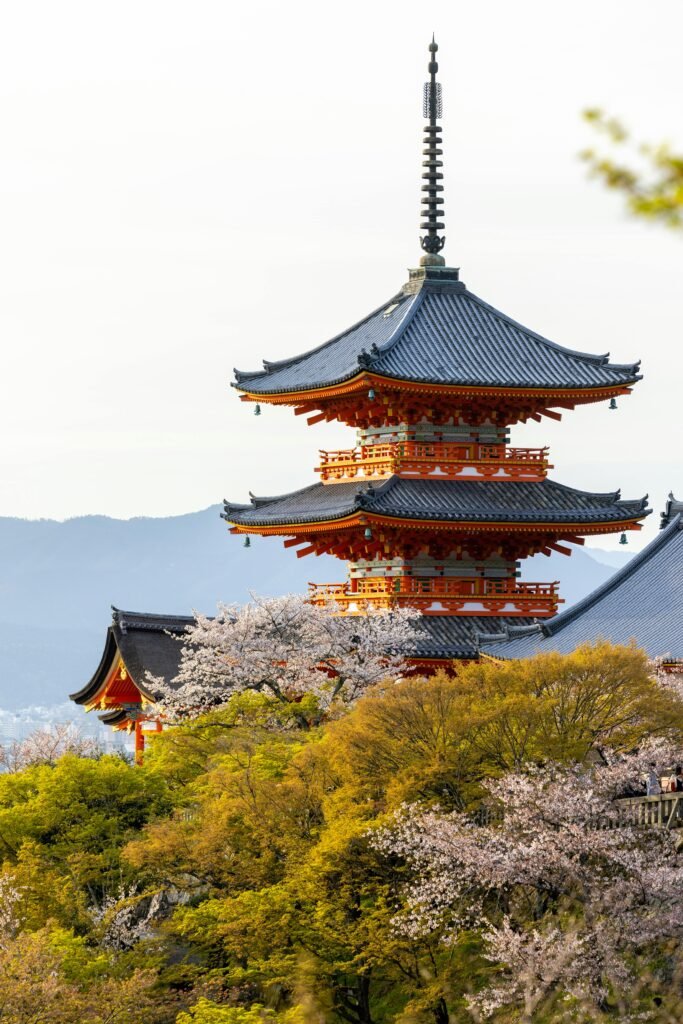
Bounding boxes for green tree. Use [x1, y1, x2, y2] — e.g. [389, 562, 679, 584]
[176, 999, 311, 1023]
[0, 754, 170, 916]
[582, 109, 683, 228]
[0, 923, 165, 1023]
[449, 640, 682, 770]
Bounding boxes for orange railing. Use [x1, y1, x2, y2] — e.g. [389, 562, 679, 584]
[316, 442, 551, 482]
[309, 577, 559, 601]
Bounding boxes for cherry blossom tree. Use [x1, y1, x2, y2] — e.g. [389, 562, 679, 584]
[89, 884, 189, 950]
[147, 594, 421, 723]
[0, 723, 101, 773]
[376, 742, 683, 1021]
[650, 655, 683, 704]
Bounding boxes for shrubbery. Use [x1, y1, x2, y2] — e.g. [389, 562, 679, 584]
[2, 643, 683, 1021]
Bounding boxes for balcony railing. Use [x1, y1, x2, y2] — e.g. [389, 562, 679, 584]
[316, 442, 551, 483]
[308, 577, 561, 617]
[473, 794, 683, 830]
[610, 794, 683, 829]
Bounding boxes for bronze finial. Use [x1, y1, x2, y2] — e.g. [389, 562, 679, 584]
[420, 36, 446, 260]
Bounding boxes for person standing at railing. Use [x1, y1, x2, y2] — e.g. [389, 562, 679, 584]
[646, 763, 662, 796]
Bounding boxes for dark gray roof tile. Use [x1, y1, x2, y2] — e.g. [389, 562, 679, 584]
[414, 616, 536, 658]
[480, 513, 683, 660]
[223, 477, 649, 529]
[234, 274, 641, 395]
[70, 608, 191, 704]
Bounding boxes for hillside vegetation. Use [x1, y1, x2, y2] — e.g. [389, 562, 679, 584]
[1, 643, 683, 1022]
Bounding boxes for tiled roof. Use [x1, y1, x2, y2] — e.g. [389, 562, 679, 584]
[479, 510, 683, 660]
[415, 615, 536, 659]
[70, 608, 192, 705]
[223, 477, 649, 528]
[233, 270, 641, 395]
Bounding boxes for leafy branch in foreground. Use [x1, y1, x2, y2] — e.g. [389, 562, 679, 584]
[581, 108, 683, 228]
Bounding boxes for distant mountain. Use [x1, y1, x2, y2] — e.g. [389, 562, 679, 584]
[585, 548, 635, 570]
[0, 507, 631, 712]
[520, 547, 632, 609]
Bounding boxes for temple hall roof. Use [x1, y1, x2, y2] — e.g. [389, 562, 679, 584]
[70, 608, 191, 709]
[223, 477, 649, 529]
[415, 615, 536, 660]
[478, 499, 683, 660]
[233, 269, 641, 396]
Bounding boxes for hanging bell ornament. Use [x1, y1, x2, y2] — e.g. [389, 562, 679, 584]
[254, 404, 261, 416]
[243, 536, 251, 548]
[619, 532, 628, 545]
[367, 389, 376, 401]
[364, 527, 373, 540]
[609, 398, 617, 411]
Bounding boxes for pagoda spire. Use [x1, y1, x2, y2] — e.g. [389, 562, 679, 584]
[420, 35, 446, 261]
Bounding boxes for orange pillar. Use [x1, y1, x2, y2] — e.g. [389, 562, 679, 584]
[134, 720, 145, 765]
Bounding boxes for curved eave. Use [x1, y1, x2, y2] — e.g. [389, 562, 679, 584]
[224, 510, 648, 535]
[98, 708, 132, 727]
[234, 371, 639, 406]
[69, 628, 120, 704]
[232, 289, 413, 386]
[69, 626, 157, 707]
[232, 276, 642, 400]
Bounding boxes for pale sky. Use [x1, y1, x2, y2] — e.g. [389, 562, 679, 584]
[1, 0, 681, 551]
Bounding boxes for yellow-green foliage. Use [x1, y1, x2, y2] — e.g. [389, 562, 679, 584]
[2, 644, 682, 1022]
[0, 754, 170, 920]
[135, 643, 683, 1022]
[176, 998, 309, 1022]
[0, 924, 163, 1023]
[454, 640, 678, 767]
[582, 109, 683, 229]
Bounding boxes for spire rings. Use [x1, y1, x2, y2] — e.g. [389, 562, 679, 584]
[419, 38, 446, 256]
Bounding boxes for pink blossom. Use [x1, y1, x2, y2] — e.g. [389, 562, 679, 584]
[376, 749, 683, 1017]
[146, 594, 421, 722]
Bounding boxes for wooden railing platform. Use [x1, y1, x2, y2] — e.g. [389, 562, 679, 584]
[472, 794, 683, 830]
[317, 442, 552, 483]
[607, 794, 683, 829]
[308, 577, 561, 617]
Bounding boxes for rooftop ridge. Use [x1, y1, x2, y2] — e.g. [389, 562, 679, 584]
[541, 476, 621, 503]
[538, 511, 683, 638]
[245, 481, 330, 508]
[112, 608, 195, 632]
[223, 477, 651, 529]
[462, 288, 642, 377]
[661, 493, 683, 529]
[232, 289, 414, 386]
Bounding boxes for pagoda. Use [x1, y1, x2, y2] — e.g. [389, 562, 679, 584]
[221, 38, 649, 666]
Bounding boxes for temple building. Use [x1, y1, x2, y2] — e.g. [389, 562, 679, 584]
[70, 494, 683, 745]
[69, 610, 190, 760]
[222, 38, 649, 668]
[479, 495, 683, 665]
[71, 39, 665, 742]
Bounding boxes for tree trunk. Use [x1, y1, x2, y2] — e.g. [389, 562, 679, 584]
[334, 973, 374, 1024]
[433, 995, 450, 1024]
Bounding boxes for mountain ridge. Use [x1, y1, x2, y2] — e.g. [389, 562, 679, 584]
[0, 506, 631, 711]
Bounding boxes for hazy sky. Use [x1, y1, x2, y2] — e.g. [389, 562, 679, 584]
[1, 0, 681, 551]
